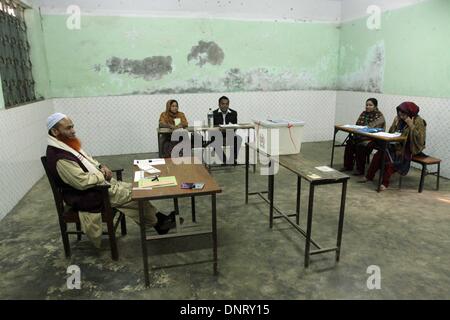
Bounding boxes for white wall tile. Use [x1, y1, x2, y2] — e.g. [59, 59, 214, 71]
[52, 90, 337, 156]
[2, 89, 448, 222]
[0, 100, 54, 220]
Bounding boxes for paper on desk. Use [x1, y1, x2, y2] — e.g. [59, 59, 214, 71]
[134, 158, 166, 168]
[138, 176, 177, 188]
[315, 166, 335, 172]
[370, 132, 402, 138]
[307, 174, 322, 179]
[134, 171, 144, 182]
[145, 166, 161, 174]
[134, 170, 160, 182]
[342, 124, 367, 129]
[219, 123, 239, 128]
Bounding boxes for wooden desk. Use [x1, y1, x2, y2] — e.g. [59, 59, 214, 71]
[245, 143, 350, 267]
[331, 125, 407, 192]
[132, 157, 222, 287]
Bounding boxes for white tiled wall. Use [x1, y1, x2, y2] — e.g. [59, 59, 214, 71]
[0, 100, 54, 220]
[52, 90, 337, 156]
[2, 90, 448, 221]
[0, 90, 336, 221]
[335, 90, 450, 178]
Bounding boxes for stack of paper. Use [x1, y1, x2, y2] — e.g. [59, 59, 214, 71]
[137, 176, 177, 189]
[134, 171, 160, 182]
[342, 124, 367, 129]
[371, 132, 402, 138]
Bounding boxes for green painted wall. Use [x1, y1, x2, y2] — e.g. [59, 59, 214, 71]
[25, 7, 50, 99]
[338, 0, 450, 98]
[41, 15, 340, 98]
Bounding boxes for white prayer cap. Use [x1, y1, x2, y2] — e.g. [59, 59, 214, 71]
[47, 113, 67, 131]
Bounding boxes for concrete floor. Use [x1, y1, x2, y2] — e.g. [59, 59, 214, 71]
[1, 141, 449, 299]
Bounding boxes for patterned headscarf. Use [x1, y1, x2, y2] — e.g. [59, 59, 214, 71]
[356, 103, 384, 126]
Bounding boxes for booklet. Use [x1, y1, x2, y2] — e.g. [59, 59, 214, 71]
[180, 182, 205, 190]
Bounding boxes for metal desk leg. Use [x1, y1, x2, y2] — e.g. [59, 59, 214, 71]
[157, 133, 161, 158]
[191, 196, 196, 222]
[296, 176, 301, 225]
[173, 198, 179, 215]
[377, 141, 387, 192]
[437, 163, 440, 190]
[330, 127, 338, 167]
[304, 184, 315, 268]
[249, 128, 256, 173]
[336, 180, 347, 262]
[138, 200, 150, 287]
[211, 194, 218, 275]
[269, 161, 275, 229]
[245, 143, 249, 204]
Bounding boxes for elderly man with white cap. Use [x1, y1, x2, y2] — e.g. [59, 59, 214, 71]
[45, 113, 175, 247]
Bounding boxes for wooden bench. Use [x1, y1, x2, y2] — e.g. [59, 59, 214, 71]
[410, 154, 441, 193]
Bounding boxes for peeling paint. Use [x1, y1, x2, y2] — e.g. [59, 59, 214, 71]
[337, 42, 385, 93]
[106, 56, 172, 80]
[187, 40, 224, 67]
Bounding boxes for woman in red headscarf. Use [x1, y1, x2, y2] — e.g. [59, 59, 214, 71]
[361, 101, 427, 191]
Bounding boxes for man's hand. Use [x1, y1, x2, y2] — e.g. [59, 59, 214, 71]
[100, 164, 113, 181]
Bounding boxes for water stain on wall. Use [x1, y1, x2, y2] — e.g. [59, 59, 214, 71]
[106, 56, 172, 80]
[130, 66, 332, 95]
[187, 40, 225, 67]
[222, 67, 324, 92]
[338, 42, 385, 93]
[223, 68, 247, 90]
[92, 64, 102, 72]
